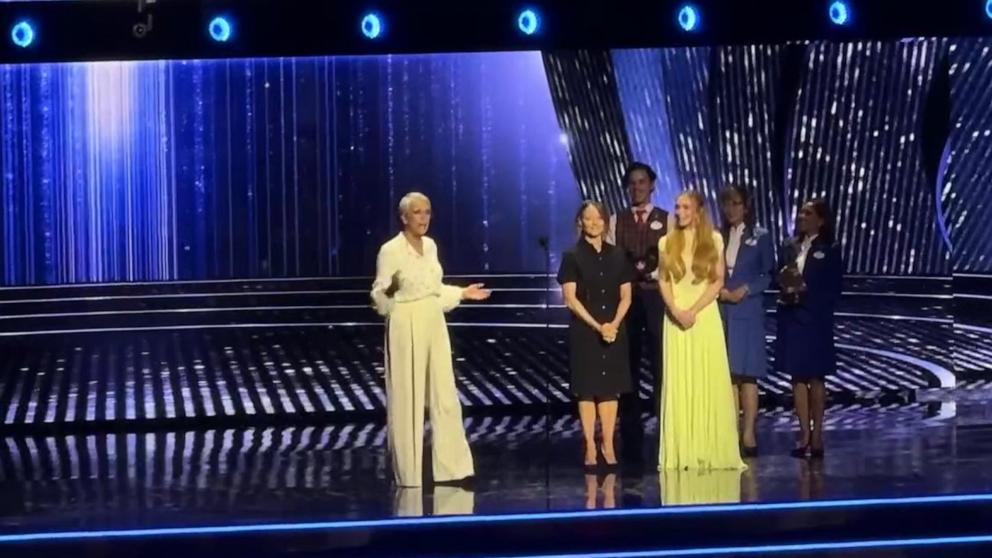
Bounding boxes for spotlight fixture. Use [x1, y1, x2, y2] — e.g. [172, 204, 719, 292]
[677, 5, 699, 32]
[208, 16, 233, 42]
[517, 8, 539, 36]
[828, 1, 850, 26]
[10, 20, 35, 48]
[132, 0, 155, 39]
[361, 12, 383, 39]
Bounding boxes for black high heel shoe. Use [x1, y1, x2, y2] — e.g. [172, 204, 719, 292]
[583, 441, 598, 470]
[600, 444, 619, 468]
[809, 443, 825, 459]
[790, 444, 811, 459]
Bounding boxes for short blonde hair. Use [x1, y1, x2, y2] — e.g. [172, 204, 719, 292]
[398, 192, 431, 218]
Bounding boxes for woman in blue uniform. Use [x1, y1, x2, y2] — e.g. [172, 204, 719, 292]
[718, 186, 774, 458]
[775, 199, 843, 459]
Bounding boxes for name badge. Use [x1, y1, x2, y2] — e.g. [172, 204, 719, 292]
[745, 237, 758, 246]
[649, 220, 664, 231]
[813, 251, 826, 259]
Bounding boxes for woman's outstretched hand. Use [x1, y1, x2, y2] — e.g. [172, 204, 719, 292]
[462, 283, 492, 301]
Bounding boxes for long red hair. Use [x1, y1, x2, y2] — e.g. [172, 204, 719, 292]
[661, 191, 719, 284]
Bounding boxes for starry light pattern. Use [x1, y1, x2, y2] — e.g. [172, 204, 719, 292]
[1, 41, 989, 281]
[552, 40, 990, 275]
[710, 44, 793, 253]
[787, 39, 946, 275]
[944, 39, 992, 273]
[0, 52, 579, 286]
[611, 48, 684, 209]
[542, 50, 632, 214]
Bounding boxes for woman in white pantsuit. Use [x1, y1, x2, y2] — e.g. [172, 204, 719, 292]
[371, 192, 491, 488]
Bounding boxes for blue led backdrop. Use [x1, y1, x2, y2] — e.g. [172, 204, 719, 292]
[1, 41, 990, 286]
[0, 52, 579, 285]
[945, 39, 992, 273]
[552, 40, 988, 275]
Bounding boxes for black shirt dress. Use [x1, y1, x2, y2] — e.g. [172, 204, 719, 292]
[557, 239, 635, 399]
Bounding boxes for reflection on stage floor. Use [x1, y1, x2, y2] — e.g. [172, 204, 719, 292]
[1, 401, 991, 533]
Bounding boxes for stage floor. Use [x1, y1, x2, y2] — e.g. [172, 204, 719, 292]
[1, 400, 991, 534]
[0, 274, 989, 555]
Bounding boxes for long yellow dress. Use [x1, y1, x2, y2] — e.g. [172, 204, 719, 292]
[659, 469, 743, 505]
[658, 231, 746, 471]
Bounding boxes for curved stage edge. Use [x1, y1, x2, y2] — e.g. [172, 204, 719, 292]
[2, 495, 992, 558]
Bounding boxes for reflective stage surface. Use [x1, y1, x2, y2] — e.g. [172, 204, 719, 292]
[0, 276, 989, 556]
[1, 403, 991, 532]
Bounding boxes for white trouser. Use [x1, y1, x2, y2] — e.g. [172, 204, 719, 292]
[386, 297, 474, 487]
[393, 487, 476, 517]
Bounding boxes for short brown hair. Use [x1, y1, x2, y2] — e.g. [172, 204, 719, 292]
[574, 200, 610, 238]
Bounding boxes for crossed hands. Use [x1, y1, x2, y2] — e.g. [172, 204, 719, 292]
[598, 321, 619, 344]
[670, 307, 697, 330]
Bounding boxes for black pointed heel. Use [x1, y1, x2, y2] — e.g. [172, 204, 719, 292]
[790, 444, 811, 459]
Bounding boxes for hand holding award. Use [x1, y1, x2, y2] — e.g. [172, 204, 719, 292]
[631, 247, 658, 284]
[778, 263, 806, 305]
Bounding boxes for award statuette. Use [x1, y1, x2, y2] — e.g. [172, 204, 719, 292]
[632, 247, 659, 284]
[777, 262, 806, 305]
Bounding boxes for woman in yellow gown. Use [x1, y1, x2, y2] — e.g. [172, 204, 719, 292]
[657, 191, 746, 471]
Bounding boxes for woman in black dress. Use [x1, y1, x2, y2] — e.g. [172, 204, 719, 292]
[557, 201, 634, 469]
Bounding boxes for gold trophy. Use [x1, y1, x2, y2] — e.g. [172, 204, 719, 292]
[630, 247, 658, 284]
[778, 261, 806, 305]
[642, 248, 659, 283]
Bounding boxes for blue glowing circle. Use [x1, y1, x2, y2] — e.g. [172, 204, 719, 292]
[361, 13, 382, 39]
[517, 9, 539, 35]
[677, 5, 699, 32]
[986, 0, 992, 20]
[829, 1, 850, 25]
[11, 21, 35, 48]
[208, 16, 233, 42]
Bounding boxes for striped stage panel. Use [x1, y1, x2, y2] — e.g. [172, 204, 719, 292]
[0, 275, 977, 429]
[954, 274, 992, 384]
